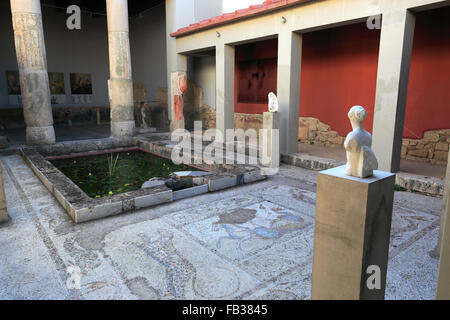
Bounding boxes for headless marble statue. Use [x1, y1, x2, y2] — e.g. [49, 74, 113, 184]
[344, 105, 378, 178]
[268, 92, 279, 112]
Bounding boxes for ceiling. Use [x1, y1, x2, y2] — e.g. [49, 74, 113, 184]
[41, 0, 165, 17]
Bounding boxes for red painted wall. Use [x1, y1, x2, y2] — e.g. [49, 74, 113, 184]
[235, 39, 278, 114]
[404, 7, 450, 139]
[234, 7, 450, 139]
[300, 23, 380, 136]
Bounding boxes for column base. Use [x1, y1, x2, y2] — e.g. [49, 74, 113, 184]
[111, 121, 135, 139]
[26, 126, 56, 145]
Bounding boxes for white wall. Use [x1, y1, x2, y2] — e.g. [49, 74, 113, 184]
[130, 3, 167, 102]
[222, 0, 265, 13]
[192, 55, 216, 109]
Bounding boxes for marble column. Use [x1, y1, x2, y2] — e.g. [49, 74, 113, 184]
[215, 43, 235, 139]
[10, 0, 55, 145]
[106, 0, 135, 139]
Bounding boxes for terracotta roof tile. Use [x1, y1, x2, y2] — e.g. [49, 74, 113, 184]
[170, 0, 313, 38]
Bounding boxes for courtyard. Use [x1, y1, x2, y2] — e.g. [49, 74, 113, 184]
[0, 140, 442, 299]
[1, 0, 450, 302]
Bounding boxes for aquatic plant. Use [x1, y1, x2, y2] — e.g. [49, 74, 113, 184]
[107, 152, 120, 178]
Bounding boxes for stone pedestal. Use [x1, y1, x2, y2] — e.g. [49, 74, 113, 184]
[311, 166, 395, 300]
[261, 112, 280, 169]
[0, 162, 8, 224]
[436, 152, 450, 299]
[10, 0, 55, 145]
[106, 0, 135, 139]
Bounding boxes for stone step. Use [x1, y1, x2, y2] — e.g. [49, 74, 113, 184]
[281, 152, 444, 196]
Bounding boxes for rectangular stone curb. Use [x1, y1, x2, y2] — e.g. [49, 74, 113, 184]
[173, 184, 209, 201]
[20, 148, 173, 223]
[17, 137, 266, 223]
[396, 172, 444, 196]
[282, 152, 444, 196]
[281, 153, 344, 171]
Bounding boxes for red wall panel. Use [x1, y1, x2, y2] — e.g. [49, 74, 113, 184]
[404, 7, 450, 138]
[234, 8, 450, 139]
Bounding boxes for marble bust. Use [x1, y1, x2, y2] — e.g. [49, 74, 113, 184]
[268, 92, 279, 112]
[344, 105, 378, 178]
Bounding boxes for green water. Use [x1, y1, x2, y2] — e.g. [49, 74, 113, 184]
[50, 150, 194, 198]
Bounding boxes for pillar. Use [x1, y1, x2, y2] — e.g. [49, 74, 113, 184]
[0, 162, 8, 223]
[165, 0, 188, 130]
[311, 166, 395, 300]
[106, 0, 135, 139]
[261, 111, 280, 170]
[10, 0, 55, 145]
[372, 10, 416, 172]
[215, 43, 235, 139]
[436, 152, 450, 299]
[277, 31, 302, 155]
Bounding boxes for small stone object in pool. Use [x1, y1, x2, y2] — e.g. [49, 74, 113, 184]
[172, 171, 213, 178]
[141, 178, 166, 189]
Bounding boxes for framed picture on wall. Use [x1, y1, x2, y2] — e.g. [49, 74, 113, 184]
[49, 72, 66, 105]
[48, 72, 65, 95]
[70, 73, 93, 95]
[6, 70, 21, 95]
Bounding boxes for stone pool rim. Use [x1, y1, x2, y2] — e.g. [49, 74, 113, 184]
[19, 137, 266, 224]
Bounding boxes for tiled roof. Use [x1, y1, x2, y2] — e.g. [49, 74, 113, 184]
[170, 0, 313, 38]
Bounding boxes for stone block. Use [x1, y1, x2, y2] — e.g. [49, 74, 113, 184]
[173, 184, 208, 201]
[312, 166, 395, 300]
[424, 131, 440, 142]
[328, 136, 344, 145]
[300, 117, 319, 131]
[408, 149, 429, 158]
[318, 122, 331, 132]
[262, 111, 280, 168]
[208, 175, 237, 192]
[436, 142, 449, 152]
[401, 146, 407, 158]
[298, 122, 309, 140]
[435, 151, 449, 162]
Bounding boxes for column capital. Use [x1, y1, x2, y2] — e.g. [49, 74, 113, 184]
[106, 0, 130, 33]
[10, 0, 41, 14]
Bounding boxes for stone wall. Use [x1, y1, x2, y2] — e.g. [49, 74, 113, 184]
[298, 117, 345, 147]
[0, 161, 8, 223]
[298, 116, 449, 165]
[402, 130, 450, 165]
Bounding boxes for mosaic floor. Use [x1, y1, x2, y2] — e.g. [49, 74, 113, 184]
[0, 154, 442, 299]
